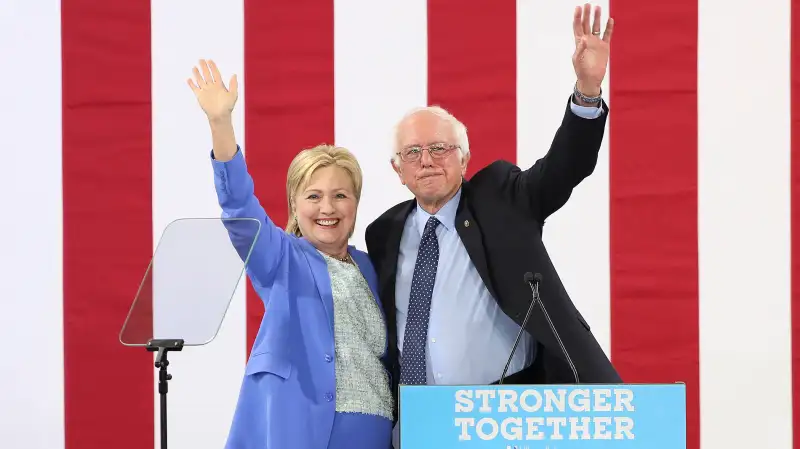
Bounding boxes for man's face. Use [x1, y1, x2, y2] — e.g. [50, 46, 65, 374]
[392, 111, 469, 210]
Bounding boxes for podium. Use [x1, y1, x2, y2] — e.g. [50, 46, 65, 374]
[398, 383, 686, 448]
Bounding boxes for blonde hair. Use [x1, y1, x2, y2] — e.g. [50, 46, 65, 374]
[285, 144, 363, 238]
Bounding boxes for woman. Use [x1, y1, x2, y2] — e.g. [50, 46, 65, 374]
[188, 59, 394, 449]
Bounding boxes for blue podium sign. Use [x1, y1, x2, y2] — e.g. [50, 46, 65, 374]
[399, 384, 685, 449]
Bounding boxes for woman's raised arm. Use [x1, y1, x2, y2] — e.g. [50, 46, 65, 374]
[189, 59, 288, 285]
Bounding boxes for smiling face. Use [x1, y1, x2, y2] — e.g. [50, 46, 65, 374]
[293, 165, 358, 257]
[392, 110, 469, 213]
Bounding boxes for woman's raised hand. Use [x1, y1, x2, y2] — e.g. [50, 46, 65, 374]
[188, 59, 238, 122]
[188, 59, 239, 161]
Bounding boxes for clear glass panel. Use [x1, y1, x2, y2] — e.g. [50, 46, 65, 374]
[119, 217, 261, 346]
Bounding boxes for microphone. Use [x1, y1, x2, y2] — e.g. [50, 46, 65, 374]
[499, 272, 579, 384]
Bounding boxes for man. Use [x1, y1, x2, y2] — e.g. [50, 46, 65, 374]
[364, 2, 621, 423]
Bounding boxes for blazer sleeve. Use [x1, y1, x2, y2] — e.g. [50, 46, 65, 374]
[509, 96, 608, 223]
[211, 146, 288, 287]
[364, 216, 389, 274]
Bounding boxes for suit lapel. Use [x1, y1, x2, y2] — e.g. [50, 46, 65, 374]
[298, 238, 335, 335]
[378, 200, 415, 310]
[376, 201, 413, 404]
[455, 182, 499, 301]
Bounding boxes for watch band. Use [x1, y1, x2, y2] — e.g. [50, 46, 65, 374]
[573, 82, 602, 104]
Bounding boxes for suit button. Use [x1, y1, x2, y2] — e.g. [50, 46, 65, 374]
[325, 354, 332, 362]
[325, 392, 334, 402]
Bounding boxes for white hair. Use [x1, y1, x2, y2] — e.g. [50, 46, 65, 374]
[391, 105, 470, 164]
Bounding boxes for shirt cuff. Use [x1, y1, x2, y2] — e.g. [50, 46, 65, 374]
[570, 101, 604, 119]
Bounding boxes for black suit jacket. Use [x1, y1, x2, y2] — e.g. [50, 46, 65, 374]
[365, 96, 623, 413]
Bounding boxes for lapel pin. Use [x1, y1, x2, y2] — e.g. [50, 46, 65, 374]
[464, 220, 470, 227]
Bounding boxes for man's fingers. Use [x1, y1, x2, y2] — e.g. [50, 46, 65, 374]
[592, 6, 602, 36]
[602, 17, 614, 43]
[573, 6, 583, 38]
[582, 3, 591, 35]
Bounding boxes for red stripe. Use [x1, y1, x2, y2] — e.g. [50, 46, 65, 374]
[426, 0, 517, 177]
[607, 1, 700, 448]
[243, 0, 336, 353]
[61, 2, 154, 448]
[792, 0, 800, 445]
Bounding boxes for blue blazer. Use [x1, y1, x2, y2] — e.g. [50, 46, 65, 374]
[210, 148, 390, 449]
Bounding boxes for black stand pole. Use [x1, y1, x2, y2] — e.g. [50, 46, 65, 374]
[146, 338, 184, 449]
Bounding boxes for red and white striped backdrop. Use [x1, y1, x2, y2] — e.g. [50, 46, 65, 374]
[2, 0, 799, 448]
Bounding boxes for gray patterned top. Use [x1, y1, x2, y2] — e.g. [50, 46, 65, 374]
[320, 251, 394, 420]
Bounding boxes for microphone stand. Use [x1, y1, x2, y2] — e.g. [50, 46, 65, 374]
[499, 274, 540, 384]
[499, 272, 579, 384]
[529, 273, 579, 383]
[146, 338, 184, 449]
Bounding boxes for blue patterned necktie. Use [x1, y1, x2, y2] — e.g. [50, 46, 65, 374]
[400, 216, 441, 385]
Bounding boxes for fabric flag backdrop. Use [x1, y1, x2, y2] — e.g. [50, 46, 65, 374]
[1, 0, 799, 448]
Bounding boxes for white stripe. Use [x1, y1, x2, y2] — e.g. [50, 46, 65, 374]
[0, 2, 65, 449]
[516, 0, 612, 355]
[333, 0, 427, 250]
[0, 0, 65, 442]
[151, 2, 246, 448]
[698, 0, 793, 446]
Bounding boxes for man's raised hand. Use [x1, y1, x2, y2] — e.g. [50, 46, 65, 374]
[571, 3, 614, 97]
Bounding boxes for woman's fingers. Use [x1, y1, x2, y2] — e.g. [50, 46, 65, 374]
[192, 66, 205, 87]
[229, 74, 238, 95]
[191, 59, 231, 91]
[188, 59, 238, 113]
[209, 60, 225, 89]
[200, 59, 214, 85]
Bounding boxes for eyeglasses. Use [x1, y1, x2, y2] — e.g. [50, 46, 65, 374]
[396, 143, 459, 163]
